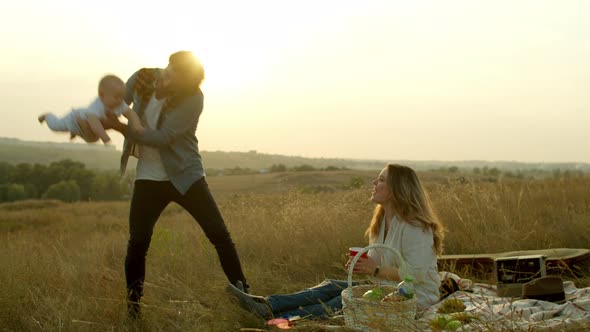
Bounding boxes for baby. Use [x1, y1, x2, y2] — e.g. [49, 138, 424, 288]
[38, 75, 141, 144]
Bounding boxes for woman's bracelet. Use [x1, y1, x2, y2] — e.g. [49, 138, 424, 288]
[373, 266, 381, 277]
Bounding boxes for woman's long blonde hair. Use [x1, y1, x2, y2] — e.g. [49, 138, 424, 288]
[365, 164, 445, 255]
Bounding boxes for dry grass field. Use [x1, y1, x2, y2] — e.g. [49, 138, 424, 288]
[1, 171, 589, 331]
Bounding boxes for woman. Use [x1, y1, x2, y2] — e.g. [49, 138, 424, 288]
[227, 164, 445, 318]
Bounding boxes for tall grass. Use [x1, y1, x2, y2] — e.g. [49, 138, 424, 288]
[431, 177, 590, 253]
[1, 175, 589, 331]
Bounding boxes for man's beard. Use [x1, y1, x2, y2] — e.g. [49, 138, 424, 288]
[155, 78, 196, 100]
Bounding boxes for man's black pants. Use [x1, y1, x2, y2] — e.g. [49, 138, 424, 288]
[125, 178, 248, 303]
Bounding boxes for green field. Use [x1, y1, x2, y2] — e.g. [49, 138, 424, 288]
[1, 171, 589, 331]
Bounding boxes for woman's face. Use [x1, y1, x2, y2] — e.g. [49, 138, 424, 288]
[371, 167, 391, 204]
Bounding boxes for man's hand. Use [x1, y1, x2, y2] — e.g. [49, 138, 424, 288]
[75, 117, 99, 143]
[101, 110, 127, 134]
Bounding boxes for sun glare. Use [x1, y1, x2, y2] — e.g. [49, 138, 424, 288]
[132, 34, 274, 93]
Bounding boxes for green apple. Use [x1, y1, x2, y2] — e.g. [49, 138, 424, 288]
[362, 287, 384, 301]
[444, 320, 462, 331]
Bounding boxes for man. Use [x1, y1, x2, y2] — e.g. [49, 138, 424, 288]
[99, 51, 249, 318]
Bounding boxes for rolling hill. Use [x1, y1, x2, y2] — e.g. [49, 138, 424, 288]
[1, 137, 589, 173]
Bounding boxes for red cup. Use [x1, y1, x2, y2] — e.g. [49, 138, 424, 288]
[349, 247, 368, 259]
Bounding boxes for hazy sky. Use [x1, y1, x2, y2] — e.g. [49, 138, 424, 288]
[1, 0, 589, 163]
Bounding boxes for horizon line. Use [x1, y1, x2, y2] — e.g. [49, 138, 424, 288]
[2, 136, 590, 166]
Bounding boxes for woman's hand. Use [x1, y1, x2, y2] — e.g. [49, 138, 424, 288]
[345, 256, 378, 276]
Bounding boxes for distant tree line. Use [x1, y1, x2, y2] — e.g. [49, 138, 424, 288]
[434, 165, 586, 180]
[0, 159, 131, 203]
[205, 164, 349, 176]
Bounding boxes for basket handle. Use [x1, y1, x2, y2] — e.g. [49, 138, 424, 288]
[347, 244, 409, 289]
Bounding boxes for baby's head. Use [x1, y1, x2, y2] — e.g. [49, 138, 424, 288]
[99, 75, 125, 110]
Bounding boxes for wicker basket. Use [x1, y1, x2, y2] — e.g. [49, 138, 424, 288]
[341, 244, 417, 331]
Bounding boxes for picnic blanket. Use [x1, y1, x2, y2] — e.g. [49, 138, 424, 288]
[259, 273, 589, 331]
[416, 272, 590, 331]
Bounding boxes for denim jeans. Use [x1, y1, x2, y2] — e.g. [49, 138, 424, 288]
[125, 178, 248, 303]
[267, 279, 357, 318]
